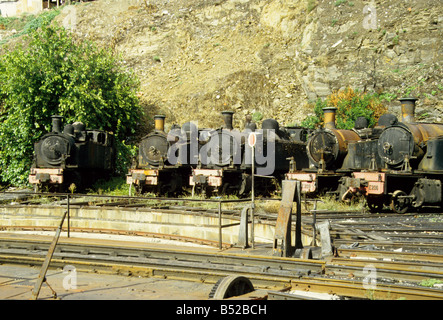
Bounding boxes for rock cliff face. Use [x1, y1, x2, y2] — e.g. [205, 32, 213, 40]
[55, 0, 441, 130]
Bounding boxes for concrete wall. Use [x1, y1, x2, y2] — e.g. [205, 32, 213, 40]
[0, 204, 315, 248]
[0, 205, 263, 246]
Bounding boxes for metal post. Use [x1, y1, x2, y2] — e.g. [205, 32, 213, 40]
[218, 201, 222, 250]
[31, 210, 68, 300]
[294, 181, 303, 249]
[251, 144, 255, 249]
[273, 180, 297, 257]
[311, 200, 317, 246]
[67, 194, 70, 238]
[238, 205, 249, 248]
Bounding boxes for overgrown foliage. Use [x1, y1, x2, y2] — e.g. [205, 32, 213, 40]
[301, 87, 387, 129]
[0, 9, 61, 46]
[0, 24, 143, 185]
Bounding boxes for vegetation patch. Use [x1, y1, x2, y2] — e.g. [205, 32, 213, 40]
[0, 23, 143, 185]
[301, 87, 387, 129]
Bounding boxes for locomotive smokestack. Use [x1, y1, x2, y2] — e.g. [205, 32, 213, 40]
[154, 115, 166, 131]
[221, 111, 234, 130]
[399, 97, 417, 123]
[323, 107, 337, 129]
[51, 115, 63, 133]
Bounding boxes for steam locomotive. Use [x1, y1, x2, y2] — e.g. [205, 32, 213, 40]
[29, 115, 116, 192]
[189, 112, 310, 196]
[126, 115, 193, 195]
[127, 111, 311, 197]
[340, 98, 443, 213]
[285, 106, 382, 197]
[126, 98, 442, 213]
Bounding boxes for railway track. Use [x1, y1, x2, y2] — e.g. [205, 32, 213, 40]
[0, 233, 442, 300]
[1, 191, 442, 299]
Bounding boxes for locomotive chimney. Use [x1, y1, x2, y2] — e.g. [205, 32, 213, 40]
[323, 107, 337, 129]
[399, 97, 417, 123]
[154, 115, 166, 131]
[51, 115, 63, 133]
[221, 111, 234, 130]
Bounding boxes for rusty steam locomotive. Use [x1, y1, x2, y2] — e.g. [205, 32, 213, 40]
[340, 98, 443, 213]
[127, 98, 443, 213]
[30, 98, 442, 214]
[127, 111, 310, 197]
[29, 115, 116, 192]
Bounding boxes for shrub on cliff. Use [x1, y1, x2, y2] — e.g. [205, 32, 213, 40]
[0, 25, 143, 185]
[301, 87, 387, 130]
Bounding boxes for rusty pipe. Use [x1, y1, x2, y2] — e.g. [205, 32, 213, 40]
[51, 115, 63, 133]
[323, 107, 337, 129]
[154, 115, 166, 132]
[222, 111, 234, 130]
[399, 97, 417, 123]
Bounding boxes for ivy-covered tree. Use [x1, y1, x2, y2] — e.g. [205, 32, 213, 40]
[0, 24, 143, 185]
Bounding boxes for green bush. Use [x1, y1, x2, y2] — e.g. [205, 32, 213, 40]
[0, 24, 143, 185]
[301, 87, 387, 130]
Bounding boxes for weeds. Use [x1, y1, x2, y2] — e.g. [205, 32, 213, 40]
[419, 279, 443, 287]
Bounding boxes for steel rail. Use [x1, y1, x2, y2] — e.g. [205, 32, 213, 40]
[326, 260, 443, 283]
[0, 226, 233, 248]
[0, 236, 326, 275]
[337, 248, 443, 264]
[0, 236, 442, 300]
[333, 239, 443, 252]
[1, 251, 442, 300]
[289, 277, 443, 300]
[331, 257, 443, 273]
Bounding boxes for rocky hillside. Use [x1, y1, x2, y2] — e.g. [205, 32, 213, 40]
[21, 0, 443, 129]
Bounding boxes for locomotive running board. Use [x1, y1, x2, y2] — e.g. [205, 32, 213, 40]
[273, 180, 303, 257]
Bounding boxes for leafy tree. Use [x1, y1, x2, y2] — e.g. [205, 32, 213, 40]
[0, 24, 143, 185]
[301, 87, 387, 130]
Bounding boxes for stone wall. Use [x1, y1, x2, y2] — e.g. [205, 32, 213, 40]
[42, 0, 443, 127]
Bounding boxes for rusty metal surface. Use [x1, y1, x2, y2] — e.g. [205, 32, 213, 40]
[418, 135, 443, 172]
[378, 122, 443, 168]
[273, 180, 297, 257]
[307, 128, 360, 170]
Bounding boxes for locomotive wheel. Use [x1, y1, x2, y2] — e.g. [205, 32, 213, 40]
[390, 190, 409, 214]
[209, 275, 254, 300]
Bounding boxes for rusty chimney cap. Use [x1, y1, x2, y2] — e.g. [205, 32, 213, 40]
[399, 97, 418, 101]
